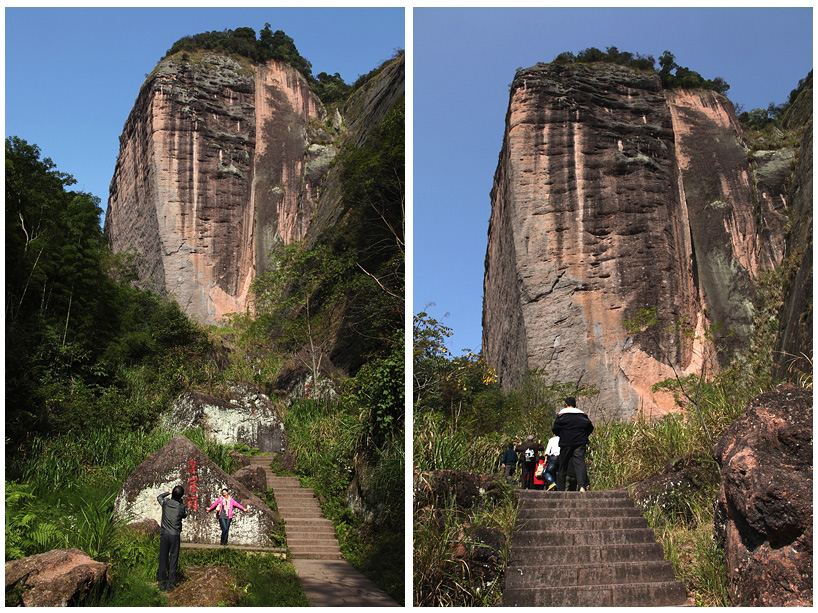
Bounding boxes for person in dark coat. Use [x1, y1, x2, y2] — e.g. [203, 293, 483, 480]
[515, 435, 544, 490]
[157, 485, 187, 591]
[500, 442, 519, 483]
[552, 397, 594, 492]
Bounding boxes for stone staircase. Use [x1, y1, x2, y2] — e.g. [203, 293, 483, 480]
[502, 489, 687, 606]
[245, 456, 342, 560]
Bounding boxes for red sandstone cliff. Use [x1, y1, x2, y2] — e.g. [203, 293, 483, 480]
[483, 63, 789, 418]
[105, 52, 335, 325]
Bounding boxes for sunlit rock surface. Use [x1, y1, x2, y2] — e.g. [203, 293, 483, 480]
[483, 62, 787, 418]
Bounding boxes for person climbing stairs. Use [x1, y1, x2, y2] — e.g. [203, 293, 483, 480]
[502, 489, 687, 606]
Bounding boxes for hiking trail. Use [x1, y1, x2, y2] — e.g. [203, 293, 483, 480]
[245, 455, 398, 607]
[502, 489, 689, 606]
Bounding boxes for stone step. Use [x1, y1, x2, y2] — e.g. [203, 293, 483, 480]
[517, 506, 644, 520]
[288, 536, 340, 547]
[516, 516, 649, 531]
[289, 539, 340, 550]
[501, 580, 687, 607]
[285, 522, 337, 533]
[278, 507, 323, 516]
[284, 516, 334, 525]
[517, 489, 630, 500]
[271, 485, 314, 495]
[512, 528, 657, 547]
[273, 491, 317, 500]
[290, 551, 344, 560]
[509, 542, 665, 565]
[504, 560, 677, 589]
[276, 497, 321, 506]
[519, 498, 636, 510]
[270, 480, 302, 489]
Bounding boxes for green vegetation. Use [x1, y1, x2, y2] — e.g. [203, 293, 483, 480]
[6, 86, 404, 603]
[738, 70, 812, 131]
[6, 137, 210, 442]
[549, 46, 729, 94]
[163, 24, 403, 106]
[413, 239, 804, 605]
[414, 486, 517, 606]
[553, 45, 656, 71]
[5, 425, 310, 606]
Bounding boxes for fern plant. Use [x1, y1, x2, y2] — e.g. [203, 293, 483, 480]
[5, 482, 67, 560]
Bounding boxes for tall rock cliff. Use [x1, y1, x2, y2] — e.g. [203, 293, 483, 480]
[483, 62, 789, 418]
[105, 52, 337, 325]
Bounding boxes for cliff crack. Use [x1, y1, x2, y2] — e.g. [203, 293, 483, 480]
[527, 271, 565, 303]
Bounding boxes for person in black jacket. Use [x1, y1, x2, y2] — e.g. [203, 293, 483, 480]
[157, 485, 187, 591]
[552, 397, 594, 492]
[515, 435, 544, 490]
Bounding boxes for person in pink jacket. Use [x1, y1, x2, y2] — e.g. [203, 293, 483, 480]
[206, 489, 247, 545]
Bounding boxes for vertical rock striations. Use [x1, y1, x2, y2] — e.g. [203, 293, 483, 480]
[106, 53, 331, 325]
[483, 63, 787, 418]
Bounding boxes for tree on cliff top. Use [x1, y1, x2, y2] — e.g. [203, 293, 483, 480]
[164, 24, 358, 104]
[550, 47, 729, 94]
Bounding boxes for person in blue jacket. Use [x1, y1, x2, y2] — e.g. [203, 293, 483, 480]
[552, 397, 594, 492]
[500, 442, 519, 483]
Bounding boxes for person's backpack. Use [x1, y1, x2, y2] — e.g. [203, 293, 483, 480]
[524, 447, 535, 463]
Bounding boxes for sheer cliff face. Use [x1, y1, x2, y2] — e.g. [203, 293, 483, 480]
[483, 63, 787, 417]
[105, 54, 332, 324]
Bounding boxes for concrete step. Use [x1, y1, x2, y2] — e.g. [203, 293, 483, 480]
[504, 560, 677, 589]
[512, 528, 657, 547]
[509, 542, 665, 565]
[501, 580, 687, 607]
[516, 516, 649, 531]
[517, 506, 644, 520]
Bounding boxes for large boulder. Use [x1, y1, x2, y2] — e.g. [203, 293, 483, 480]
[5, 548, 109, 607]
[113, 435, 280, 547]
[162, 385, 286, 452]
[713, 384, 812, 606]
[631, 457, 716, 522]
[231, 465, 267, 493]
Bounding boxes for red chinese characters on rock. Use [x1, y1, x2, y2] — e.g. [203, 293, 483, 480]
[186, 458, 199, 512]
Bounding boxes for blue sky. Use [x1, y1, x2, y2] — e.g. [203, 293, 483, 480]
[5, 7, 404, 215]
[414, 6, 813, 356]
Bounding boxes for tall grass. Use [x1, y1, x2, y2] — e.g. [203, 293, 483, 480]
[414, 411, 505, 474]
[413, 485, 517, 606]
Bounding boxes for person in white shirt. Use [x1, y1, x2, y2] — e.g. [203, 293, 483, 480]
[544, 435, 560, 491]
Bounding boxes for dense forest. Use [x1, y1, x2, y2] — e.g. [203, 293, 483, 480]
[6, 37, 404, 605]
